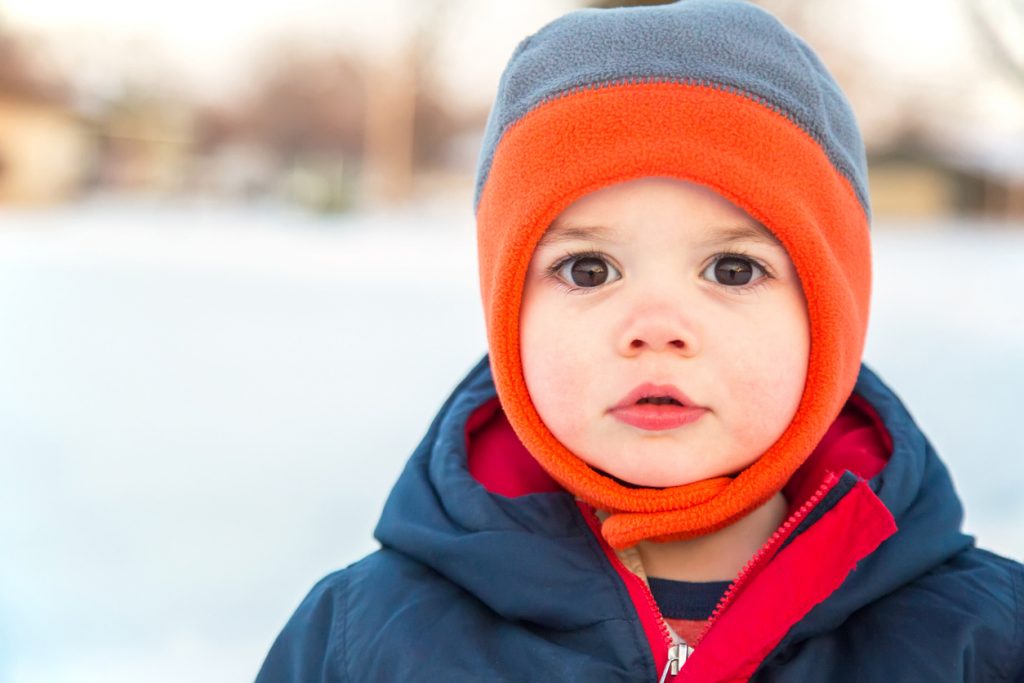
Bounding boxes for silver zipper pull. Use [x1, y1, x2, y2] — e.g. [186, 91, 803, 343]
[658, 643, 689, 683]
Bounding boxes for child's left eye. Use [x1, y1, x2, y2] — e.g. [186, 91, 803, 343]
[702, 255, 767, 287]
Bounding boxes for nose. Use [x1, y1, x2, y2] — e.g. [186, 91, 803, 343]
[615, 302, 702, 357]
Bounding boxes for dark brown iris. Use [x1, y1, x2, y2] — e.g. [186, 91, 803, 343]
[715, 257, 753, 285]
[570, 257, 609, 287]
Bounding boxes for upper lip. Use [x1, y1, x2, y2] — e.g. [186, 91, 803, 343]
[611, 383, 699, 410]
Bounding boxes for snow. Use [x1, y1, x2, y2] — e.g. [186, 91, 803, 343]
[0, 202, 1021, 682]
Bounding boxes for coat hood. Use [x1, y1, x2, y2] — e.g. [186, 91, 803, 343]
[256, 357, 1021, 683]
[374, 356, 974, 641]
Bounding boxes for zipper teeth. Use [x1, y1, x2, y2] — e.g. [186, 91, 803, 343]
[637, 565, 674, 652]
[580, 472, 839, 680]
[582, 504, 673, 651]
[692, 472, 839, 647]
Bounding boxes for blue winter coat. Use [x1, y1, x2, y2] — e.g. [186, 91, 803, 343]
[255, 356, 1024, 682]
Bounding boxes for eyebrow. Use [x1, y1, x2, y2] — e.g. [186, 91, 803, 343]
[536, 223, 617, 247]
[537, 221, 783, 249]
[701, 223, 783, 248]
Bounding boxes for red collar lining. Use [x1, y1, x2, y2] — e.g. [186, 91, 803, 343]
[465, 394, 892, 505]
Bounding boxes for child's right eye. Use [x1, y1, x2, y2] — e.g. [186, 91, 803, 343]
[554, 254, 622, 289]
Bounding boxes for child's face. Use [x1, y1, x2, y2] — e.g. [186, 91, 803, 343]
[520, 177, 810, 488]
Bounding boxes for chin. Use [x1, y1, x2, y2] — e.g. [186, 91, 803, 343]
[596, 467, 697, 490]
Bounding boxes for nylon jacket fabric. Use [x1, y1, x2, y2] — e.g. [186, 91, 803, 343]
[255, 357, 1024, 682]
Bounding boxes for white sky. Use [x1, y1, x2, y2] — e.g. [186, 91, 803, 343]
[0, 0, 577, 106]
[1, 0, 1021, 133]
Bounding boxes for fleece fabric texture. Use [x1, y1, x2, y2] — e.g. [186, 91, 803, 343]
[254, 358, 1024, 682]
[474, 0, 872, 547]
[473, 0, 869, 213]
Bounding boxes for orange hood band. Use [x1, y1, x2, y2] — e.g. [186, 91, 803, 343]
[474, 4, 872, 549]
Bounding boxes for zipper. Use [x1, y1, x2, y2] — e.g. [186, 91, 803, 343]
[578, 502, 676, 681]
[579, 470, 841, 681]
[691, 471, 840, 649]
[658, 643, 688, 683]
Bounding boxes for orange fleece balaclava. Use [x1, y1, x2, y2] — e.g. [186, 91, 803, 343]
[473, 1, 872, 549]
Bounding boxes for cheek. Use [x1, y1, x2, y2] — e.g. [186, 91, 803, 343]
[719, 300, 810, 439]
[520, 294, 592, 439]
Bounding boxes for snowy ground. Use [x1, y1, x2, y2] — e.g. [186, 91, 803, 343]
[1, 200, 1022, 682]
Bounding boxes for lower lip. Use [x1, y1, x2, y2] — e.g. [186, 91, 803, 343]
[610, 404, 708, 431]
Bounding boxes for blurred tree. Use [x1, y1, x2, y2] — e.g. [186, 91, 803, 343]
[409, 3, 471, 172]
[188, 44, 367, 211]
[363, 0, 460, 205]
[964, 0, 1024, 86]
[0, 30, 70, 104]
[190, 21, 467, 211]
[94, 85, 194, 193]
[244, 45, 367, 163]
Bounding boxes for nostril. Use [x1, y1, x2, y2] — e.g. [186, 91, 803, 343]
[628, 339, 686, 350]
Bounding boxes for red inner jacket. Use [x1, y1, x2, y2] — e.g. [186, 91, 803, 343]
[465, 396, 897, 681]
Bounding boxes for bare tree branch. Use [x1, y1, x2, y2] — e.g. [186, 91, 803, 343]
[962, 0, 1024, 87]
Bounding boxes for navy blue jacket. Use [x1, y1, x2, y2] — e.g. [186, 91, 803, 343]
[256, 357, 1024, 681]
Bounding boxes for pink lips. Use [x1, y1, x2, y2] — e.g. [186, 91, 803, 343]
[609, 382, 708, 431]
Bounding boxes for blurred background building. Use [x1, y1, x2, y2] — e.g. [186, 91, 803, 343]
[0, 30, 90, 205]
[1, 0, 1022, 218]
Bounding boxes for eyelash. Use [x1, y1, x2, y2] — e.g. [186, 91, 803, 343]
[544, 248, 775, 295]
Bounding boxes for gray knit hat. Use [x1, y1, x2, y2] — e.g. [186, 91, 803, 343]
[474, 0, 873, 549]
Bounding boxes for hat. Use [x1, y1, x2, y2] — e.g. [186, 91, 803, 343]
[474, 0, 871, 549]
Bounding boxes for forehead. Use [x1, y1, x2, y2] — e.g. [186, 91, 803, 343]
[539, 220, 781, 249]
[538, 177, 783, 249]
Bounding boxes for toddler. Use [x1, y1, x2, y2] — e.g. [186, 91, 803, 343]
[256, 2, 1024, 680]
